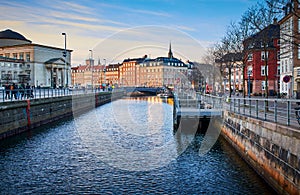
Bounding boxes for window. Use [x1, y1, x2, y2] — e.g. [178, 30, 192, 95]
[12, 53, 17, 59]
[247, 66, 253, 76]
[298, 19, 300, 32]
[247, 53, 253, 61]
[261, 51, 269, 60]
[298, 45, 300, 59]
[261, 66, 268, 76]
[5, 53, 10, 58]
[19, 53, 24, 60]
[13, 71, 17, 80]
[277, 51, 280, 60]
[277, 66, 280, 75]
[26, 53, 30, 62]
[262, 81, 267, 90]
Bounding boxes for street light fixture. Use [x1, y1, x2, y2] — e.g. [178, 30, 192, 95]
[62, 32, 67, 88]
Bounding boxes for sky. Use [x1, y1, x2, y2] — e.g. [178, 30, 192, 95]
[0, 0, 258, 65]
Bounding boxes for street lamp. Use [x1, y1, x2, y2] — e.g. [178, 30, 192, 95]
[89, 49, 93, 91]
[62, 32, 67, 88]
[103, 59, 106, 88]
[248, 70, 252, 98]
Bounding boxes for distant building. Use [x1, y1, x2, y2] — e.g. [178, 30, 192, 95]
[105, 63, 121, 86]
[139, 56, 187, 88]
[120, 57, 145, 87]
[0, 29, 72, 88]
[243, 21, 280, 96]
[71, 59, 106, 88]
[71, 43, 189, 88]
[216, 53, 243, 94]
[279, 0, 300, 98]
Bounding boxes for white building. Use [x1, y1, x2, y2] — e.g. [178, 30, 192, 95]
[0, 29, 72, 88]
[278, 0, 300, 98]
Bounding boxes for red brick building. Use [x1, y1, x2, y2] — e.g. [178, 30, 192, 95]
[243, 22, 280, 96]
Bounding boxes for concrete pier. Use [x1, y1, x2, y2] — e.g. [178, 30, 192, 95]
[0, 92, 124, 140]
[222, 110, 300, 195]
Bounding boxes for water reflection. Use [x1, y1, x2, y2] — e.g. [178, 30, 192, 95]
[75, 96, 190, 171]
[0, 96, 276, 194]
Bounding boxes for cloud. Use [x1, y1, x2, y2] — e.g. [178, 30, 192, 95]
[94, 2, 172, 17]
[175, 25, 197, 32]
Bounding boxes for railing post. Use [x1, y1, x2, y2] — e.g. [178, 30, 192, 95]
[264, 100, 267, 121]
[243, 99, 246, 115]
[2, 89, 4, 102]
[249, 98, 251, 116]
[238, 99, 240, 114]
[233, 98, 236, 113]
[256, 99, 259, 119]
[274, 100, 277, 123]
[287, 101, 291, 126]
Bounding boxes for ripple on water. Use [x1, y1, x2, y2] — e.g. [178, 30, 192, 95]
[0, 97, 276, 194]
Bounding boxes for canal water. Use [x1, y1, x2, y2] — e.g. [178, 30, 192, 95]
[0, 97, 276, 194]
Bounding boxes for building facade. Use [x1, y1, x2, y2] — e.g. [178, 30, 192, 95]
[243, 22, 280, 96]
[0, 29, 72, 88]
[0, 56, 27, 86]
[71, 44, 189, 89]
[71, 59, 106, 88]
[120, 57, 145, 87]
[279, 0, 300, 98]
[139, 57, 188, 88]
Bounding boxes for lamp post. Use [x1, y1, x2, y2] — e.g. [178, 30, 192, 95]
[248, 70, 252, 98]
[103, 59, 106, 88]
[62, 32, 67, 88]
[89, 49, 93, 92]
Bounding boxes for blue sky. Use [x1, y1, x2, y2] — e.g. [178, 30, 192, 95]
[0, 0, 258, 65]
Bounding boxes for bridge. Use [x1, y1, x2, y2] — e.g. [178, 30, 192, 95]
[122, 87, 163, 96]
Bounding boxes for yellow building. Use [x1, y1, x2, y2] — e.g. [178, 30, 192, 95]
[71, 43, 189, 88]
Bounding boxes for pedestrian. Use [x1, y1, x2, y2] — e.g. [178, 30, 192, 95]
[5, 84, 10, 100]
[19, 83, 25, 99]
[25, 83, 31, 99]
[11, 83, 17, 100]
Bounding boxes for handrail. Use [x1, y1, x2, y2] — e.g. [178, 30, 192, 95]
[201, 94, 300, 128]
[0, 88, 112, 103]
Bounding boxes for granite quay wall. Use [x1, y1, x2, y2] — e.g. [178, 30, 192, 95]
[222, 110, 300, 195]
[0, 91, 124, 140]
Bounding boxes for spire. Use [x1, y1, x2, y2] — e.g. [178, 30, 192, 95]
[168, 42, 173, 59]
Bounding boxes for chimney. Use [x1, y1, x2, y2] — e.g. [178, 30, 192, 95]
[273, 18, 278, 24]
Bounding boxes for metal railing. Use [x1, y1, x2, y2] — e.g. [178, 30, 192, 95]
[0, 88, 111, 103]
[202, 94, 300, 128]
